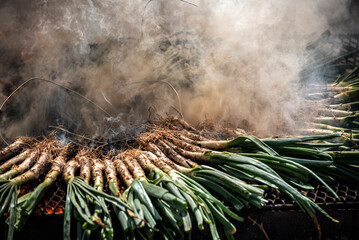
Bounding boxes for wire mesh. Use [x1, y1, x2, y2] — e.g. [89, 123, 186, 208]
[263, 182, 359, 210]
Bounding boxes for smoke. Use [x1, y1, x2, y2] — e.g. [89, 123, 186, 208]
[0, 0, 354, 140]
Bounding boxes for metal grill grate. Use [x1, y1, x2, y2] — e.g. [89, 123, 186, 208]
[34, 182, 66, 216]
[22, 180, 358, 216]
[20, 182, 66, 216]
[264, 182, 359, 210]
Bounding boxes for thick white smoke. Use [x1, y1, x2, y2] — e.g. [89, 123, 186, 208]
[0, 0, 354, 140]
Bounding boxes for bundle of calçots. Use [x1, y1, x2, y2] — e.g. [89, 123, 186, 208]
[0, 117, 358, 240]
[301, 31, 359, 136]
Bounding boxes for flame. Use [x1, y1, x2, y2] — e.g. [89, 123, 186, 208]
[120, 185, 126, 194]
[45, 207, 53, 214]
[19, 185, 30, 197]
[54, 207, 63, 214]
[20, 188, 26, 195]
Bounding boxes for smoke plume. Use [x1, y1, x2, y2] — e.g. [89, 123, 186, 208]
[0, 0, 355, 141]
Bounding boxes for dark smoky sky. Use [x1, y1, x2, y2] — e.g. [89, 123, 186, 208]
[0, 0, 358, 142]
